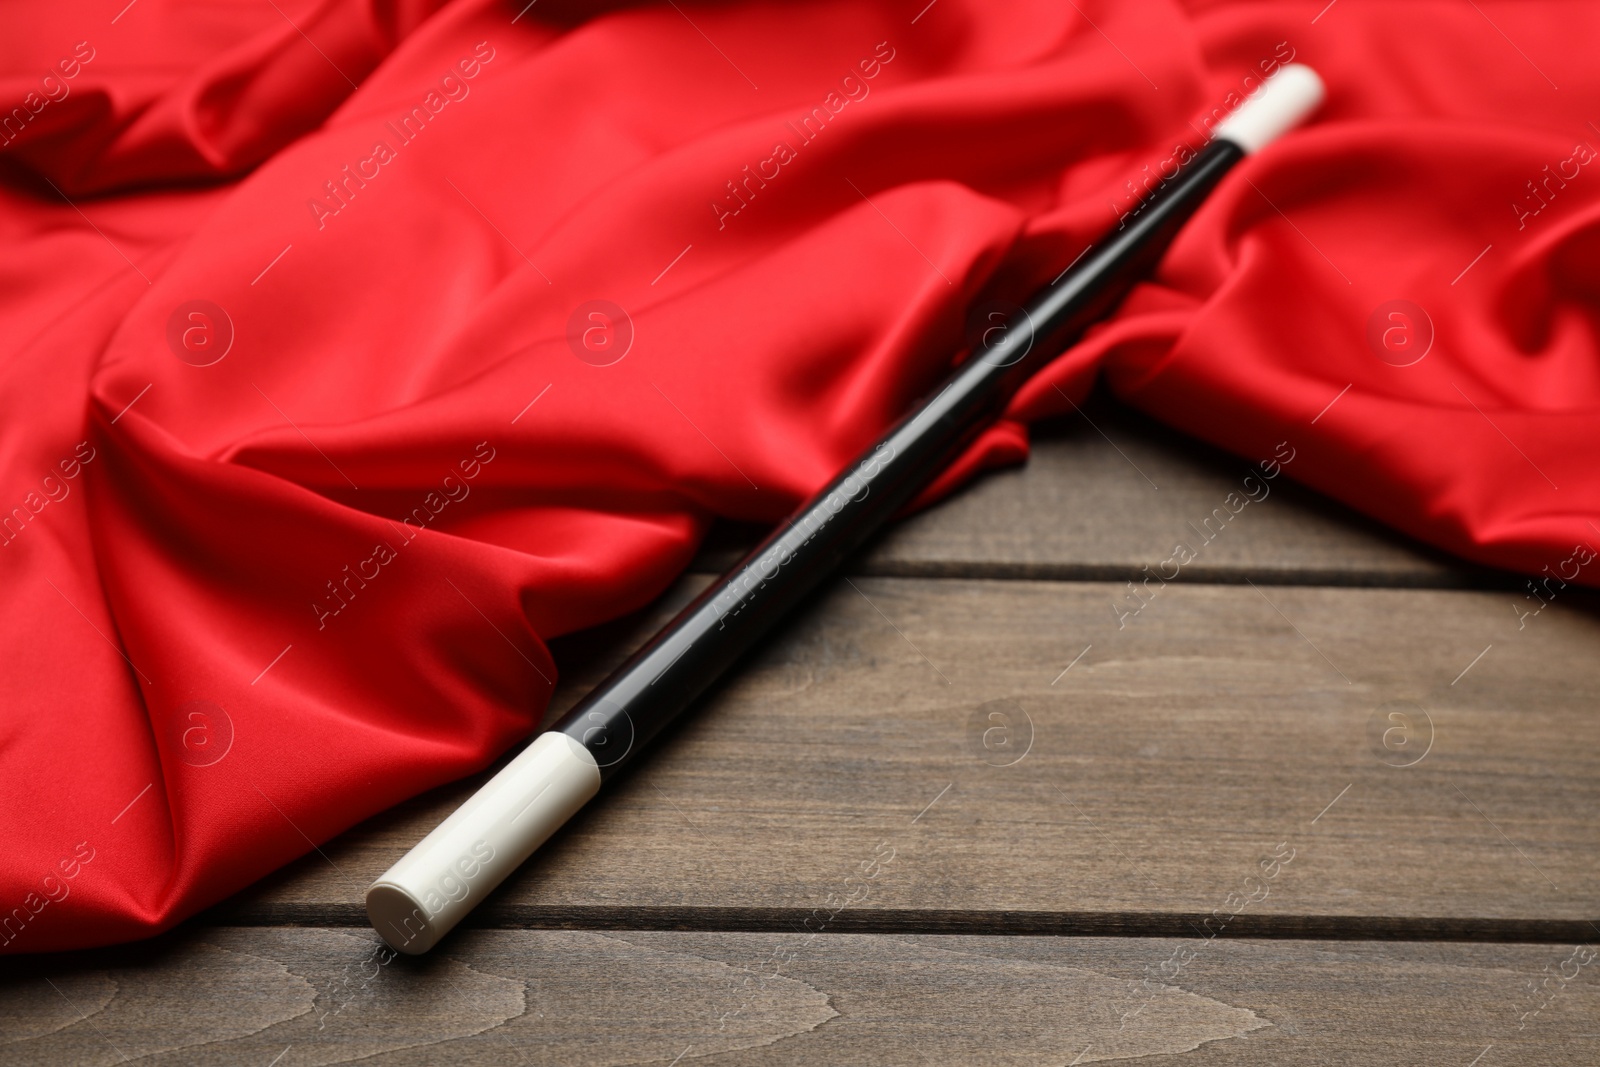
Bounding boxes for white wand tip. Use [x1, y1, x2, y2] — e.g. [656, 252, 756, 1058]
[1212, 64, 1326, 154]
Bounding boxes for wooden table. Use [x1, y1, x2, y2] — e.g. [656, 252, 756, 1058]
[6, 397, 1597, 1065]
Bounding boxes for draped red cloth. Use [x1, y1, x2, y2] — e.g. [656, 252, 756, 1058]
[2, 0, 1594, 952]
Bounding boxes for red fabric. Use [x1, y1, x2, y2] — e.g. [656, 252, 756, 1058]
[2, 0, 1594, 952]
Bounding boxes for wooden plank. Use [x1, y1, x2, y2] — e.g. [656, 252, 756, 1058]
[3, 928, 1596, 1065]
[693, 398, 1466, 584]
[225, 574, 1600, 927]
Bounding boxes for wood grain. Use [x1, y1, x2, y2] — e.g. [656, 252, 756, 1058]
[693, 400, 1468, 585]
[5, 928, 1596, 1065]
[225, 572, 1600, 929]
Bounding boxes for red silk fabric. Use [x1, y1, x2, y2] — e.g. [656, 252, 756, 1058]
[2, 0, 1595, 952]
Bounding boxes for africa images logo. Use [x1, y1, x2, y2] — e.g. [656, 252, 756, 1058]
[306, 42, 497, 231]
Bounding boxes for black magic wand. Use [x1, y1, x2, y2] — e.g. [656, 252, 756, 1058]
[368, 64, 1326, 953]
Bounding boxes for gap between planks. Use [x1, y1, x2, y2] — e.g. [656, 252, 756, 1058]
[204, 903, 1599, 945]
[686, 558, 1530, 590]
